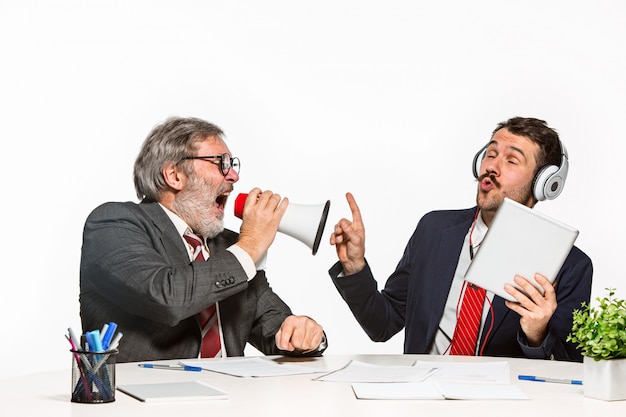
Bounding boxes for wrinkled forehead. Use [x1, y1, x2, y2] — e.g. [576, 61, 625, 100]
[194, 135, 231, 155]
[489, 128, 540, 161]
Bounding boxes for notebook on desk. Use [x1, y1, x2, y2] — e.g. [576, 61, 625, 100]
[464, 198, 579, 302]
[117, 381, 228, 402]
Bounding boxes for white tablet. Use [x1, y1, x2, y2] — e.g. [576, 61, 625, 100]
[464, 198, 579, 302]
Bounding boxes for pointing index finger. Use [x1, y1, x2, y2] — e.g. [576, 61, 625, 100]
[345, 192, 363, 227]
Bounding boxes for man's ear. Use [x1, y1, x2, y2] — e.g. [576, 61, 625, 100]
[162, 162, 187, 191]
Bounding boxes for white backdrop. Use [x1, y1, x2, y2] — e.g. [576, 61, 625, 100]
[1, 0, 625, 380]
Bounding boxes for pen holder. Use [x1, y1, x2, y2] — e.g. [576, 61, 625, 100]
[70, 349, 118, 403]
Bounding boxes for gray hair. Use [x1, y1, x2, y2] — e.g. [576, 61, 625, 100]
[133, 117, 224, 202]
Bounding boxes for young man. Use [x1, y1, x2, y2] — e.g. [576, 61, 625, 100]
[80, 116, 326, 362]
[329, 117, 592, 361]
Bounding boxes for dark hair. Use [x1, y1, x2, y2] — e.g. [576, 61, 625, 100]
[133, 117, 224, 202]
[492, 117, 562, 169]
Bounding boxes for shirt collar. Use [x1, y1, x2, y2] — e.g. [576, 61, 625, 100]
[159, 203, 194, 239]
[474, 209, 488, 247]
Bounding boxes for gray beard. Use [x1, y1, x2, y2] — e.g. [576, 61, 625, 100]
[174, 199, 224, 239]
[172, 177, 225, 239]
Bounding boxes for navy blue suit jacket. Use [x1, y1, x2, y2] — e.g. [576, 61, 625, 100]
[330, 207, 592, 361]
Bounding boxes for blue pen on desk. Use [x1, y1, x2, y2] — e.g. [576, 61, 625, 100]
[518, 375, 583, 385]
[138, 363, 203, 372]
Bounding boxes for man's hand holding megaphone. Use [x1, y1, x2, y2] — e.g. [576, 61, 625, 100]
[235, 189, 331, 256]
[234, 188, 289, 264]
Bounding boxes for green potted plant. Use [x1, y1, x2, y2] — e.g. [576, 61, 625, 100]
[567, 287, 626, 401]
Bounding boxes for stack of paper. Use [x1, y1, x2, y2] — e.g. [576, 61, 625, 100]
[316, 360, 529, 401]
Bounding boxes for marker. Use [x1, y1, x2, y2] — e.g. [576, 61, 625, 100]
[100, 323, 109, 341]
[518, 375, 583, 385]
[101, 322, 118, 350]
[68, 327, 82, 351]
[138, 364, 203, 372]
[86, 330, 104, 352]
[66, 333, 78, 351]
[108, 331, 124, 350]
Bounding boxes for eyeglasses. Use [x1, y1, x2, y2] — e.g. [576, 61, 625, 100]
[182, 153, 241, 176]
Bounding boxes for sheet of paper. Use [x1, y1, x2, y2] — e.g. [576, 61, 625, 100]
[415, 360, 510, 383]
[352, 382, 445, 400]
[435, 382, 530, 400]
[351, 382, 529, 400]
[180, 357, 325, 378]
[314, 360, 439, 383]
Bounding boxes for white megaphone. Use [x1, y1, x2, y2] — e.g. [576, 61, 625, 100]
[234, 193, 331, 255]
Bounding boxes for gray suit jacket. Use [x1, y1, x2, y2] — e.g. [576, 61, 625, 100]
[80, 201, 322, 362]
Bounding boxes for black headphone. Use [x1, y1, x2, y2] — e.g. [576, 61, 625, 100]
[472, 140, 569, 201]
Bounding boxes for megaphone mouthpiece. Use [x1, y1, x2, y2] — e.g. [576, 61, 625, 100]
[234, 193, 331, 255]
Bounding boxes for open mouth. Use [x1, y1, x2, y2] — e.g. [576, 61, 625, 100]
[215, 191, 230, 212]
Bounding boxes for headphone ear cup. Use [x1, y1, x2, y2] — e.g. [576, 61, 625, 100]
[532, 165, 558, 201]
[472, 147, 486, 178]
[533, 142, 569, 201]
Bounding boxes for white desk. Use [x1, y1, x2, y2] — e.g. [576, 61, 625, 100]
[1, 354, 624, 416]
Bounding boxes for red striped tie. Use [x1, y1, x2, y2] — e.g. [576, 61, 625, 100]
[183, 231, 223, 358]
[450, 281, 485, 356]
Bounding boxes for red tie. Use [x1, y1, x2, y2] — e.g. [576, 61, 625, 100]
[450, 281, 486, 356]
[183, 231, 223, 358]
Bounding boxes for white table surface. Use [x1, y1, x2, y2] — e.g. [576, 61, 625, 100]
[1, 354, 623, 416]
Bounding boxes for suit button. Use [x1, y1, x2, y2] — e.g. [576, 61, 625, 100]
[215, 282, 223, 288]
[228, 277, 235, 284]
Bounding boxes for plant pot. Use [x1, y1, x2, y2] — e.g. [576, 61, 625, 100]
[583, 356, 626, 401]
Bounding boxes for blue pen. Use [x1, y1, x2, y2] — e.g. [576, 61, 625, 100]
[100, 323, 109, 340]
[518, 375, 583, 385]
[101, 322, 118, 350]
[84, 331, 95, 352]
[108, 331, 123, 350]
[138, 364, 203, 372]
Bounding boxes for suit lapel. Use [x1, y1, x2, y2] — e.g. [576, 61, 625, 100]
[436, 215, 474, 298]
[480, 296, 510, 346]
[139, 202, 190, 261]
[426, 211, 475, 347]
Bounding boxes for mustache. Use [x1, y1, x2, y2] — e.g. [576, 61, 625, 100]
[477, 172, 501, 188]
[217, 184, 234, 196]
